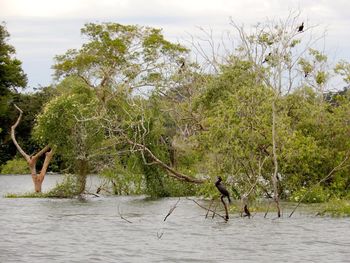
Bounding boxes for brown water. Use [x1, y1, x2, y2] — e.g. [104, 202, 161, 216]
[0, 174, 349, 262]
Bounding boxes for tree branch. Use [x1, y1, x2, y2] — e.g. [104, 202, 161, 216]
[38, 148, 55, 179]
[11, 104, 30, 162]
[124, 136, 206, 184]
[187, 197, 227, 221]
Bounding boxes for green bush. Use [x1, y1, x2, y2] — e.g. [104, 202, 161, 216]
[289, 185, 330, 203]
[5, 174, 79, 198]
[101, 168, 144, 196]
[317, 199, 350, 216]
[46, 174, 79, 198]
[0, 158, 29, 174]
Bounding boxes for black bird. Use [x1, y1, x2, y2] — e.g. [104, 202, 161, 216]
[180, 61, 185, 69]
[262, 52, 271, 64]
[298, 22, 304, 32]
[243, 204, 251, 218]
[178, 59, 185, 73]
[215, 176, 231, 203]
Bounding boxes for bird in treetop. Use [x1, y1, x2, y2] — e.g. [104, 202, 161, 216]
[262, 52, 272, 64]
[298, 22, 304, 32]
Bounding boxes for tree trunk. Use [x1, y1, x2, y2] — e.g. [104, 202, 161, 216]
[11, 104, 54, 193]
[76, 158, 89, 195]
[271, 100, 281, 217]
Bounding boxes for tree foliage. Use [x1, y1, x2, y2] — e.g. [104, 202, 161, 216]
[4, 18, 350, 202]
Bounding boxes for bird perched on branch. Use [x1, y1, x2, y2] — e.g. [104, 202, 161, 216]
[178, 58, 185, 73]
[243, 204, 251, 218]
[215, 176, 231, 204]
[262, 52, 272, 64]
[298, 22, 304, 32]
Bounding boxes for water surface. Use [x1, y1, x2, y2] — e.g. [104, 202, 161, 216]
[0, 174, 349, 262]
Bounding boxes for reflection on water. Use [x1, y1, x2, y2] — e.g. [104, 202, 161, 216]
[0, 175, 349, 262]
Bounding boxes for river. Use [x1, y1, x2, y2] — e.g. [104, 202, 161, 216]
[0, 174, 349, 262]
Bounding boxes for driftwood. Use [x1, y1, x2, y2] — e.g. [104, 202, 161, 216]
[11, 104, 54, 192]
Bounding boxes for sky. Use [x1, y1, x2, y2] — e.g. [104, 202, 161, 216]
[1, 0, 350, 89]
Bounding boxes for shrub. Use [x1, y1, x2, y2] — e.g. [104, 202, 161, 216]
[0, 158, 29, 174]
[317, 199, 350, 216]
[289, 185, 330, 203]
[46, 174, 79, 198]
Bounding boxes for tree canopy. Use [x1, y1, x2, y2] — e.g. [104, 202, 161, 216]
[2, 18, 350, 206]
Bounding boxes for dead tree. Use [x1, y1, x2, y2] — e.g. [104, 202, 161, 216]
[11, 104, 54, 192]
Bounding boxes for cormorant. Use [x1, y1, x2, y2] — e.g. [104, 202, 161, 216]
[243, 204, 251, 218]
[180, 61, 185, 69]
[298, 22, 304, 32]
[262, 52, 271, 64]
[215, 176, 231, 203]
[178, 59, 185, 73]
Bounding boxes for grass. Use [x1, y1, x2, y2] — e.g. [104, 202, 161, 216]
[5, 192, 350, 217]
[5, 192, 48, 198]
[226, 199, 350, 217]
[315, 199, 350, 217]
[5, 191, 73, 198]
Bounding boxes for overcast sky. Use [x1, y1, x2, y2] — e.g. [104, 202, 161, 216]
[1, 0, 350, 89]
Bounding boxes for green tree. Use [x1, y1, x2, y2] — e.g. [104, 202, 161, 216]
[230, 12, 331, 216]
[0, 22, 28, 165]
[52, 22, 204, 196]
[34, 77, 104, 194]
[192, 59, 275, 202]
[0, 22, 27, 95]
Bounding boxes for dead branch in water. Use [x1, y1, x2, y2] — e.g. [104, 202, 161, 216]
[164, 198, 181, 221]
[186, 198, 227, 221]
[117, 204, 132, 223]
[264, 201, 271, 218]
[205, 199, 214, 218]
[157, 231, 164, 239]
[84, 191, 100, 197]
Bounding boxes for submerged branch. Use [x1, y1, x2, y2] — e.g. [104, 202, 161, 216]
[118, 204, 132, 223]
[186, 198, 227, 221]
[164, 198, 181, 221]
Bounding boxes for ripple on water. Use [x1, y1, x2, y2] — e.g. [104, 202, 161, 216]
[1, 175, 350, 262]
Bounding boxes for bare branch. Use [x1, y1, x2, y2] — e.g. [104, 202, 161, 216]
[164, 198, 180, 221]
[38, 148, 55, 178]
[11, 104, 30, 162]
[124, 135, 206, 184]
[186, 197, 227, 221]
[117, 204, 132, 223]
